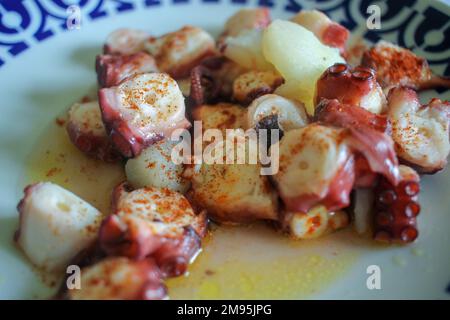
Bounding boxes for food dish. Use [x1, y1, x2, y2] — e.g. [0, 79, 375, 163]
[1, 0, 449, 300]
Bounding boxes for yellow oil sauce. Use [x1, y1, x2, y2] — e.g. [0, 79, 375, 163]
[25, 120, 361, 299]
[167, 225, 358, 299]
[25, 118, 125, 214]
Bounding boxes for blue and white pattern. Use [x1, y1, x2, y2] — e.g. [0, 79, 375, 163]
[0, 0, 448, 74]
[0, 0, 449, 72]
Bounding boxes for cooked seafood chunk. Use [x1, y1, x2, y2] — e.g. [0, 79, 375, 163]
[314, 99, 400, 185]
[232, 71, 284, 105]
[273, 124, 353, 213]
[188, 137, 278, 224]
[373, 165, 421, 243]
[362, 41, 450, 90]
[99, 184, 207, 276]
[314, 98, 387, 132]
[345, 126, 399, 185]
[247, 94, 309, 131]
[66, 100, 121, 162]
[125, 139, 190, 193]
[104, 28, 149, 55]
[15, 182, 102, 272]
[189, 58, 248, 106]
[145, 26, 216, 79]
[223, 29, 274, 71]
[387, 87, 450, 173]
[68, 257, 167, 300]
[192, 103, 247, 132]
[221, 8, 271, 39]
[189, 163, 279, 224]
[96, 52, 159, 88]
[291, 10, 349, 55]
[282, 206, 349, 239]
[315, 63, 386, 114]
[98, 73, 191, 158]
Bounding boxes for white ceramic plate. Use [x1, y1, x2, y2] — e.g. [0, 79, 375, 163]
[0, 0, 449, 299]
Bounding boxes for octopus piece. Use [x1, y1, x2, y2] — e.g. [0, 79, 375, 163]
[210, 58, 250, 98]
[254, 114, 284, 147]
[373, 165, 421, 244]
[104, 28, 149, 55]
[220, 8, 271, 40]
[98, 73, 191, 158]
[125, 138, 190, 193]
[66, 100, 122, 162]
[345, 127, 400, 185]
[232, 71, 284, 105]
[68, 257, 167, 300]
[15, 182, 102, 272]
[353, 154, 378, 188]
[247, 94, 309, 133]
[189, 57, 248, 106]
[272, 124, 354, 213]
[99, 184, 207, 277]
[291, 10, 349, 55]
[387, 87, 450, 173]
[223, 28, 274, 71]
[282, 206, 349, 240]
[145, 26, 216, 79]
[314, 98, 400, 185]
[362, 41, 450, 90]
[192, 103, 247, 134]
[187, 137, 279, 224]
[315, 63, 386, 114]
[314, 98, 388, 133]
[189, 64, 222, 107]
[95, 52, 159, 88]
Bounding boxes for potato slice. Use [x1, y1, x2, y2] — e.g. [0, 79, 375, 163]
[262, 20, 344, 114]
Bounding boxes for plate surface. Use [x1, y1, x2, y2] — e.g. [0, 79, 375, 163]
[0, 0, 449, 299]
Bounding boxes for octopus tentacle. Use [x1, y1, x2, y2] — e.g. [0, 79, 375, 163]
[313, 99, 399, 185]
[153, 227, 202, 277]
[315, 63, 386, 114]
[66, 100, 122, 162]
[98, 183, 207, 276]
[145, 26, 216, 79]
[67, 257, 167, 300]
[98, 73, 191, 158]
[273, 124, 355, 213]
[103, 28, 148, 55]
[387, 87, 450, 173]
[189, 65, 222, 107]
[95, 52, 158, 88]
[291, 10, 349, 56]
[15, 182, 102, 272]
[362, 40, 450, 91]
[345, 126, 400, 186]
[314, 98, 388, 133]
[373, 165, 420, 243]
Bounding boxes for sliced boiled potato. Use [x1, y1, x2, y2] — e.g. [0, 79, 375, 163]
[262, 20, 344, 114]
